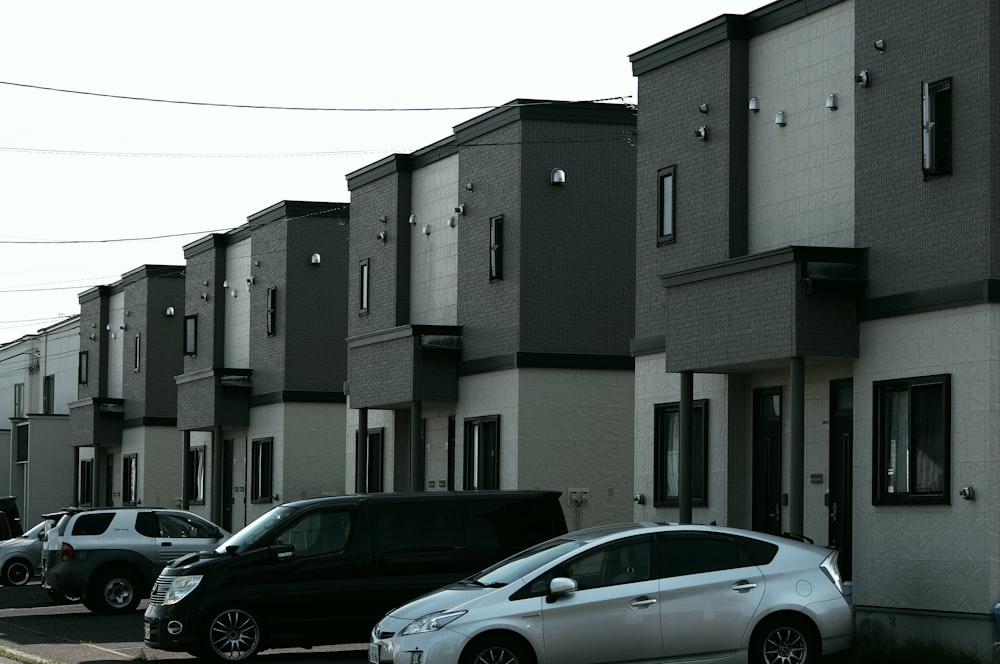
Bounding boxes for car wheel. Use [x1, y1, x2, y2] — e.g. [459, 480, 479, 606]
[750, 615, 818, 664]
[462, 635, 535, 664]
[46, 588, 82, 604]
[208, 608, 263, 662]
[86, 569, 143, 614]
[1, 558, 32, 586]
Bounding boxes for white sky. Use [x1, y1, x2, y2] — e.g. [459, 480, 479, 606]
[0, 0, 762, 343]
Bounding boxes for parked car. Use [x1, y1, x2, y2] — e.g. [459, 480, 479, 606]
[0, 496, 23, 540]
[42, 507, 229, 614]
[143, 490, 568, 662]
[371, 522, 854, 664]
[39, 508, 82, 604]
[0, 521, 45, 585]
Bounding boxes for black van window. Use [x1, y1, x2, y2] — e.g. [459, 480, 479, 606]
[273, 509, 352, 557]
[463, 499, 555, 551]
[370, 502, 462, 554]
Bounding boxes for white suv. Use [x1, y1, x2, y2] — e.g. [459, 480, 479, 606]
[42, 507, 229, 614]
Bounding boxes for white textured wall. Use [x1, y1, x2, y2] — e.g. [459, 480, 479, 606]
[747, 0, 855, 252]
[122, 425, 183, 508]
[223, 238, 252, 369]
[409, 155, 459, 325]
[853, 306, 997, 615]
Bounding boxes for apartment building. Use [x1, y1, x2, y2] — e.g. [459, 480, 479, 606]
[0, 317, 79, 524]
[345, 100, 637, 529]
[69, 265, 185, 509]
[630, 0, 999, 656]
[174, 200, 350, 532]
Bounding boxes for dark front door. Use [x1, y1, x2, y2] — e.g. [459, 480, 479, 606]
[828, 379, 853, 580]
[752, 387, 782, 536]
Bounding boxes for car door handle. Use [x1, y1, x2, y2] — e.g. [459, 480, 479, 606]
[160, 542, 173, 546]
[731, 581, 757, 593]
[629, 596, 657, 608]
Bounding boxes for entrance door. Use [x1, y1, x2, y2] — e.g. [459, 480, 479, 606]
[752, 387, 782, 536]
[828, 379, 853, 580]
[221, 439, 234, 532]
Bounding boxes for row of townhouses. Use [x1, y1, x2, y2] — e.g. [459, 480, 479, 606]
[2, 0, 999, 658]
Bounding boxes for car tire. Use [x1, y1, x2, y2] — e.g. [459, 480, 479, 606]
[207, 608, 263, 662]
[462, 635, 535, 664]
[85, 569, 143, 614]
[750, 614, 819, 664]
[1, 558, 32, 586]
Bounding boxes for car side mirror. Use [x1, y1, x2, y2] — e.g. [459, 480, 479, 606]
[546, 577, 577, 602]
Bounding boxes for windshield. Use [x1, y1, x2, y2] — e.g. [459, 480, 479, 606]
[467, 538, 586, 586]
[215, 505, 296, 553]
[21, 522, 44, 538]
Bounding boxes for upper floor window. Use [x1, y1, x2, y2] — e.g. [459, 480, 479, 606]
[658, 166, 676, 243]
[922, 78, 952, 178]
[654, 400, 708, 507]
[489, 215, 503, 281]
[13, 383, 23, 418]
[42, 375, 54, 414]
[78, 351, 88, 385]
[133, 334, 141, 372]
[359, 259, 370, 315]
[266, 287, 277, 337]
[873, 374, 950, 505]
[184, 315, 197, 355]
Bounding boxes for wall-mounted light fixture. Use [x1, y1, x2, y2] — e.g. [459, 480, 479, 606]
[775, 111, 786, 127]
[856, 69, 871, 87]
[826, 93, 838, 110]
[246, 277, 254, 290]
[200, 292, 209, 301]
[408, 213, 417, 225]
[465, 182, 474, 191]
[874, 38, 885, 52]
[748, 96, 760, 112]
[311, 253, 321, 265]
[106, 323, 111, 331]
[699, 103, 709, 114]
[165, 306, 175, 317]
[550, 168, 566, 185]
[448, 215, 456, 228]
[455, 203, 466, 215]
[421, 224, 431, 236]
[120, 323, 127, 331]
[89, 334, 97, 340]
[694, 126, 708, 141]
[222, 279, 229, 288]
[377, 230, 387, 243]
[379, 215, 387, 223]
[231, 289, 238, 298]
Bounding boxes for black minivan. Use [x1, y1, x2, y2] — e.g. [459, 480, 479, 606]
[143, 491, 567, 662]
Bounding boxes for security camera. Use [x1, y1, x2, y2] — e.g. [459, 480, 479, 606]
[855, 69, 871, 87]
[694, 126, 707, 141]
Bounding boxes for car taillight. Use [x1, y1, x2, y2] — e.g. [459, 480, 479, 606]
[820, 550, 844, 595]
[60, 542, 75, 561]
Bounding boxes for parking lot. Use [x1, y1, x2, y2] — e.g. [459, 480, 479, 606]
[0, 582, 367, 664]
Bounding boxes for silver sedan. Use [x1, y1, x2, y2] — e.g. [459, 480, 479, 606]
[0, 521, 45, 586]
[371, 522, 853, 664]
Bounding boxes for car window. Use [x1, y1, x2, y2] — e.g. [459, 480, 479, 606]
[370, 502, 462, 554]
[657, 533, 752, 578]
[158, 513, 217, 539]
[535, 538, 653, 593]
[733, 535, 778, 565]
[462, 498, 556, 551]
[273, 509, 352, 557]
[69, 513, 115, 536]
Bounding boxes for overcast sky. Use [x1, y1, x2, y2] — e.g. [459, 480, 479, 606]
[0, 0, 763, 343]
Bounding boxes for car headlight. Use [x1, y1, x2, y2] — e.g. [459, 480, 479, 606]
[400, 610, 467, 636]
[164, 575, 203, 605]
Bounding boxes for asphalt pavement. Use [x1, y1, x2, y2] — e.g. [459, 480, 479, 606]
[0, 582, 368, 664]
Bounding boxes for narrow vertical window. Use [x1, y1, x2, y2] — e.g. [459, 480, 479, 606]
[355, 429, 385, 493]
[266, 286, 277, 336]
[187, 447, 206, 504]
[489, 215, 503, 281]
[79, 459, 94, 506]
[922, 78, 952, 177]
[78, 351, 88, 385]
[463, 415, 500, 490]
[653, 400, 708, 507]
[658, 166, 676, 242]
[42, 375, 54, 414]
[13, 383, 23, 418]
[251, 437, 274, 502]
[359, 258, 370, 315]
[133, 334, 141, 372]
[122, 454, 138, 505]
[184, 315, 197, 355]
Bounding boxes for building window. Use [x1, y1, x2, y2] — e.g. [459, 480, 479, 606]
[266, 287, 277, 337]
[355, 429, 384, 493]
[489, 215, 503, 281]
[13, 383, 23, 418]
[133, 334, 141, 372]
[78, 351, 89, 385]
[251, 437, 273, 503]
[42, 375, 54, 414]
[359, 259, 370, 315]
[922, 78, 952, 178]
[79, 459, 94, 506]
[122, 454, 138, 505]
[873, 374, 950, 505]
[187, 447, 206, 504]
[653, 400, 708, 507]
[184, 315, 197, 355]
[658, 166, 676, 243]
[464, 415, 500, 490]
